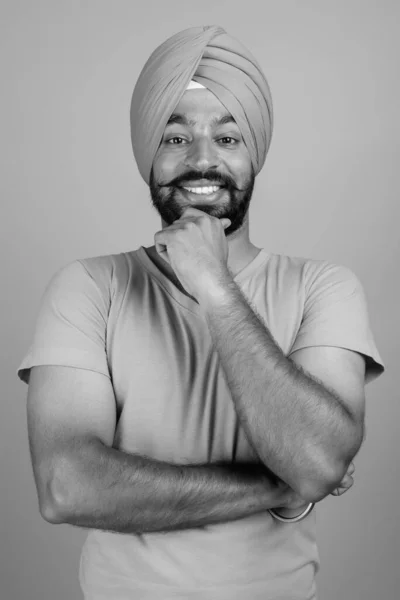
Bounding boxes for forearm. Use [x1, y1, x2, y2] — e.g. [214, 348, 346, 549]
[46, 438, 292, 533]
[200, 279, 358, 501]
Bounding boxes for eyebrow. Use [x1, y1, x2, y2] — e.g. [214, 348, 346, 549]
[165, 113, 237, 128]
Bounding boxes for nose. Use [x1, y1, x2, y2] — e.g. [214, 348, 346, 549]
[184, 137, 220, 172]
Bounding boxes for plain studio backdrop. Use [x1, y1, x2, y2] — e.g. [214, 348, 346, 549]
[2, 1, 398, 599]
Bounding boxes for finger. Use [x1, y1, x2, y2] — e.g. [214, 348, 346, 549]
[154, 233, 171, 263]
[332, 484, 349, 496]
[155, 247, 170, 265]
[154, 227, 179, 249]
[340, 473, 354, 487]
[175, 214, 200, 224]
[180, 206, 208, 218]
[331, 475, 354, 496]
[177, 208, 230, 229]
[347, 462, 355, 475]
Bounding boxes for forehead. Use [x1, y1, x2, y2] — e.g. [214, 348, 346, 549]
[169, 88, 235, 125]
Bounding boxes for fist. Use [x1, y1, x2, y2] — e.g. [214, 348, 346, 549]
[154, 207, 232, 299]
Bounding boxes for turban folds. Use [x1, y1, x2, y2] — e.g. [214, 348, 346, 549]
[130, 25, 273, 185]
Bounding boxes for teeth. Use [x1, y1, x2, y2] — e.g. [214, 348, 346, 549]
[183, 186, 220, 195]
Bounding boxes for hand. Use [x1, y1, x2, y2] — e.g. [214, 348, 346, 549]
[154, 207, 232, 299]
[330, 461, 355, 496]
[273, 462, 356, 517]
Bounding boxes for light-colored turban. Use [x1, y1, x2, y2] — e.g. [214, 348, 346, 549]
[130, 25, 273, 185]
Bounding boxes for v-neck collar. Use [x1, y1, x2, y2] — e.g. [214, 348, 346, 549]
[135, 246, 269, 317]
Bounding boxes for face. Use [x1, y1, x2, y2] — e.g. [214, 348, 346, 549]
[150, 88, 255, 237]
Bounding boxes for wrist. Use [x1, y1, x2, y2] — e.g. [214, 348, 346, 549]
[271, 504, 311, 518]
[276, 484, 310, 511]
[197, 273, 235, 311]
[268, 502, 315, 523]
[270, 484, 315, 520]
[260, 476, 295, 511]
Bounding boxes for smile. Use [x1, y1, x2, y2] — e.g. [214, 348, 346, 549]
[178, 186, 226, 202]
[182, 185, 220, 195]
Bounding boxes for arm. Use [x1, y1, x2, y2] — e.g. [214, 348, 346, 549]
[27, 365, 300, 533]
[48, 439, 300, 532]
[198, 279, 366, 503]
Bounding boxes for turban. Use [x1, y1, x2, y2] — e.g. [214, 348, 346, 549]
[130, 25, 274, 185]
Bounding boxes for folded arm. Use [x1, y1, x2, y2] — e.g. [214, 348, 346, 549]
[27, 365, 303, 533]
[198, 278, 366, 503]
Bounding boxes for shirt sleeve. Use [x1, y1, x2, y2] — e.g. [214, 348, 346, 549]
[289, 262, 385, 385]
[17, 260, 111, 385]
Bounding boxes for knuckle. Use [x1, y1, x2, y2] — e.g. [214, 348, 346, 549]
[183, 220, 196, 230]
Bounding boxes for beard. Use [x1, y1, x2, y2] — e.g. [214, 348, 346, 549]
[149, 166, 255, 236]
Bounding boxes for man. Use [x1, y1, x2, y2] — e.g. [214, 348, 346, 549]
[18, 25, 384, 600]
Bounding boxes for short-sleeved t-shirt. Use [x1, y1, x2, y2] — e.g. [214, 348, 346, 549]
[17, 247, 385, 600]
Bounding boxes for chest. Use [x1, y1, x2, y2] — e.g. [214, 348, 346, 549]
[106, 279, 303, 462]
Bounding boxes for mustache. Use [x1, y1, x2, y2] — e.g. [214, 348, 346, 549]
[159, 170, 240, 191]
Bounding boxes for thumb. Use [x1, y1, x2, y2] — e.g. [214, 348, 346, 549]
[220, 218, 231, 229]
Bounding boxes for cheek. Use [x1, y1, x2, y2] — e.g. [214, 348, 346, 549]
[153, 148, 181, 182]
[228, 153, 252, 183]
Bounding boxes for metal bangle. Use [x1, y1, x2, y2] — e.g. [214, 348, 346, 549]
[268, 502, 315, 523]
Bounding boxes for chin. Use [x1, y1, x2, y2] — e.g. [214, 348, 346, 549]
[150, 183, 251, 236]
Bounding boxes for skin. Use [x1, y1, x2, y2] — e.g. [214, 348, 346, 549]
[146, 87, 356, 503]
[26, 86, 360, 535]
[145, 87, 262, 288]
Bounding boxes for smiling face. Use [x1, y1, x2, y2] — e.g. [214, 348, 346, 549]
[150, 88, 255, 236]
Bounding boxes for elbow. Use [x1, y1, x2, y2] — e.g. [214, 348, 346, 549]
[39, 479, 71, 524]
[38, 439, 105, 525]
[40, 498, 65, 524]
[38, 462, 78, 524]
[297, 479, 336, 504]
[296, 459, 351, 504]
[295, 429, 362, 503]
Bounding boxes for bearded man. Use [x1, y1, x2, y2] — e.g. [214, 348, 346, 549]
[18, 25, 384, 600]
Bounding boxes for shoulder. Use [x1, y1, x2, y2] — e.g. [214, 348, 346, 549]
[76, 250, 130, 283]
[52, 249, 144, 300]
[267, 252, 361, 293]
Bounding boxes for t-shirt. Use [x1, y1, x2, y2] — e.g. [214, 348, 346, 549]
[17, 246, 385, 600]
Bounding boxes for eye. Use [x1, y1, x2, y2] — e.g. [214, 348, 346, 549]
[166, 137, 186, 145]
[219, 137, 238, 145]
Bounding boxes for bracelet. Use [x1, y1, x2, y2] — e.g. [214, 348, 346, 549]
[268, 502, 315, 523]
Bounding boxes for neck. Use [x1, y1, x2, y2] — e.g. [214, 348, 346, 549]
[223, 215, 260, 276]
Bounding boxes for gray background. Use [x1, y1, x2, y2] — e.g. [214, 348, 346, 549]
[2, 1, 399, 599]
